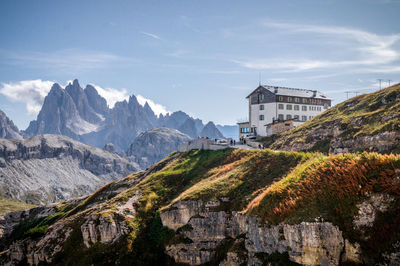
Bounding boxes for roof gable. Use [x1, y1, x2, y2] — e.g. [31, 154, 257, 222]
[246, 86, 275, 99]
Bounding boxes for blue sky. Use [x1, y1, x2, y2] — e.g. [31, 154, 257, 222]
[1, 0, 400, 129]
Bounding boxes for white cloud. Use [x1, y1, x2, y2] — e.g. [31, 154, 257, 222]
[0, 80, 54, 115]
[233, 22, 400, 74]
[140, 31, 162, 40]
[137, 95, 170, 116]
[1, 49, 132, 73]
[91, 84, 129, 108]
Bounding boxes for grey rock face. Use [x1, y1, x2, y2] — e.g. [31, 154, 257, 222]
[0, 134, 139, 205]
[200, 122, 224, 139]
[0, 110, 22, 140]
[65, 79, 103, 124]
[127, 127, 191, 168]
[160, 200, 353, 266]
[84, 84, 109, 115]
[178, 118, 198, 138]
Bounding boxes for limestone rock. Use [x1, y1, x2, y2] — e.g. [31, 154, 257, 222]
[0, 134, 139, 204]
[0, 110, 22, 140]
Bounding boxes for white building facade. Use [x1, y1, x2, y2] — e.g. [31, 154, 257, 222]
[239, 85, 331, 138]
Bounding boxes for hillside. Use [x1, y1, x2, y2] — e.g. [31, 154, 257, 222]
[0, 134, 139, 205]
[1, 148, 399, 265]
[265, 83, 400, 153]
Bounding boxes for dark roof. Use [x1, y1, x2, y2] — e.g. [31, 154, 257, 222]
[246, 85, 331, 100]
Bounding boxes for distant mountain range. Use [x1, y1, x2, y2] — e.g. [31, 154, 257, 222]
[22, 79, 231, 152]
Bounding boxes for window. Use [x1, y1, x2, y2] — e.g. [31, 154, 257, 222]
[302, 98, 308, 104]
[294, 105, 299, 111]
[287, 114, 292, 120]
[278, 114, 284, 120]
[324, 104, 329, 109]
[258, 94, 264, 101]
[278, 96, 283, 101]
[259, 104, 264, 110]
[278, 104, 284, 109]
[240, 127, 249, 133]
[302, 115, 307, 121]
[259, 115, 264, 120]
[309, 116, 313, 120]
[287, 97, 292, 102]
[286, 104, 292, 110]
[309, 106, 313, 111]
[294, 115, 299, 120]
[302, 106, 307, 111]
[295, 97, 300, 103]
[317, 107, 321, 111]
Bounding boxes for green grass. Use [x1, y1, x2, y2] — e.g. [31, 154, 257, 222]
[266, 83, 400, 153]
[5, 148, 400, 264]
[0, 199, 36, 215]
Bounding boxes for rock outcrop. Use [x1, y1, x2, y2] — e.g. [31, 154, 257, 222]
[127, 127, 191, 168]
[0, 110, 23, 140]
[160, 200, 350, 265]
[0, 134, 139, 204]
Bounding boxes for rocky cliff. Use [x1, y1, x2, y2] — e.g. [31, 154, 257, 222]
[265, 83, 400, 154]
[126, 127, 191, 168]
[0, 134, 139, 205]
[0, 110, 23, 140]
[0, 149, 398, 265]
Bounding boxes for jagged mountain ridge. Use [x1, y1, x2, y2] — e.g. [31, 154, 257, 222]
[23, 79, 224, 151]
[0, 134, 139, 205]
[265, 83, 400, 154]
[0, 110, 22, 140]
[0, 149, 399, 265]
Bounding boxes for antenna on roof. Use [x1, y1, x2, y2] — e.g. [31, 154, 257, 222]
[377, 79, 383, 90]
[258, 72, 261, 86]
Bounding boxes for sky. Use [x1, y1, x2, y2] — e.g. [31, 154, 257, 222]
[0, 0, 400, 129]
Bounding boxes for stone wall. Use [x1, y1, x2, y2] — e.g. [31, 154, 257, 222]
[178, 139, 229, 152]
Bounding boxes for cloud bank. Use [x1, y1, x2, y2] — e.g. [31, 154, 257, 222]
[137, 94, 170, 116]
[0, 80, 54, 115]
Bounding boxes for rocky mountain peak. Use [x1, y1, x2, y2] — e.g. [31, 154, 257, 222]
[48, 83, 63, 95]
[84, 84, 109, 115]
[0, 110, 23, 140]
[200, 121, 224, 139]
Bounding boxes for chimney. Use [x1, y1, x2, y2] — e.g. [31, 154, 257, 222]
[312, 90, 317, 97]
[274, 87, 278, 94]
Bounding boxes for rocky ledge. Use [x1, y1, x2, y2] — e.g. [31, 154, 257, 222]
[160, 200, 365, 265]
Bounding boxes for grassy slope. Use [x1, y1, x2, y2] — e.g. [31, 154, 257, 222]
[265, 83, 400, 152]
[4, 149, 400, 264]
[0, 200, 36, 215]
